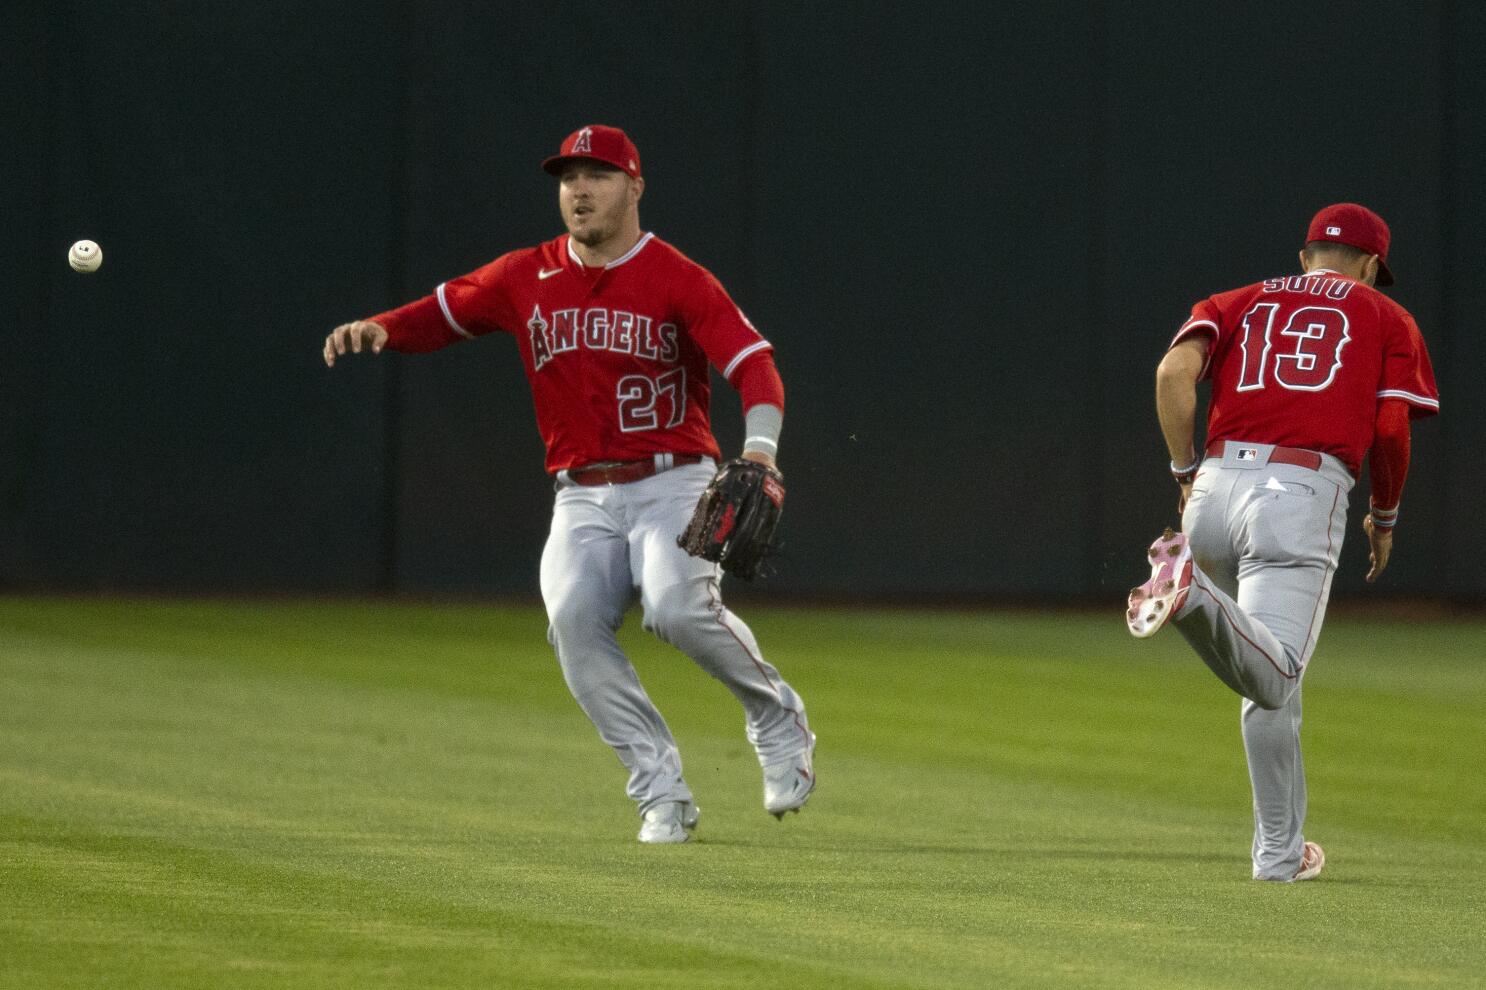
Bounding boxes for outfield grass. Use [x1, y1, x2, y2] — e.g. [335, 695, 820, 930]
[1, 597, 1482, 989]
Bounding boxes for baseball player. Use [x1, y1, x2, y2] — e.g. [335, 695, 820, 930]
[1126, 203, 1439, 881]
[323, 125, 815, 844]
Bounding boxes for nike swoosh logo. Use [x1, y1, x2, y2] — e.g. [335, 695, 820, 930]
[538, 267, 563, 280]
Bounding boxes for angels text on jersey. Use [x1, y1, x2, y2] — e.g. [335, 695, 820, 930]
[526, 305, 680, 372]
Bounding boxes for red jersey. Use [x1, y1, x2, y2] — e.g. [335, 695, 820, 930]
[372, 233, 772, 472]
[1170, 270, 1439, 475]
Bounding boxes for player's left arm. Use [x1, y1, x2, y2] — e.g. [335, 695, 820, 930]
[680, 266, 784, 471]
[1365, 307, 1442, 582]
[1155, 336, 1210, 512]
[1362, 399, 1410, 583]
[730, 351, 784, 472]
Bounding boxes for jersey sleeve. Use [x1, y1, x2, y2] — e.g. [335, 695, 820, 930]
[731, 349, 785, 411]
[1377, 309, 1440, 419]
[1169, 297, 1222, 379]
[677, 267, 773, 382]
[1367, 399, 1411, 519]
[370, 295, 460, 353]
[433, 253, 522, 339]
[372, 253, 520, 353]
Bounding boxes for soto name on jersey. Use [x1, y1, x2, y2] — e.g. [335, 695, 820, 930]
[1260, 274, 1355, 300]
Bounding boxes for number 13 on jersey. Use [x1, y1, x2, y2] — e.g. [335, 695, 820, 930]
[1237, 302, 1351, 393]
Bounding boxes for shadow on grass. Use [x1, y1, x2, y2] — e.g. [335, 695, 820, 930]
[697, 838, 1235, 864]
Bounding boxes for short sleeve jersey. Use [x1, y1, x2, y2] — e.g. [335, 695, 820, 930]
[375, 233, 772, 473]
[1169, 270, 1438, 476]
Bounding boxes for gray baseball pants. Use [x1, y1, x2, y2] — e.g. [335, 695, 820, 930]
[539, 460, 812, 815]
[1175, 442, 1352, 879]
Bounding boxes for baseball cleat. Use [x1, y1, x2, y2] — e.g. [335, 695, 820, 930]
[1291, 841, 1325, 882]
[762, 733, 816, 819]
[637, 800, 700, 844]
[1127, 527, 1194, 638]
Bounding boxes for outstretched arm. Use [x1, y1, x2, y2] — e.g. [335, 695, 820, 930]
[323, 320, 388, 367]
[1155, 336, 1210, 512]
[323, 288, 478, 367]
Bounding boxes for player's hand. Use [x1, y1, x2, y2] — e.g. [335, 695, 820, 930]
[741, 450, 778, 472]
[1363, 515, 1393, 583]
[323, 320, 389, 367]
[1177, 481, 1193, 515]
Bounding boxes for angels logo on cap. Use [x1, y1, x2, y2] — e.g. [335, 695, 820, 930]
[542, 124, 642, 179]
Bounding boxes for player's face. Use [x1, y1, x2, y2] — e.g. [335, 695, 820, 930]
[558, 163, 639, 246]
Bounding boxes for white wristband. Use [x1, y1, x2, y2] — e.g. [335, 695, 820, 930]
[1171, 456, 1200, 484]
[743, 404, 782, 458]
[1370, 500, 1399, 529]
[1170, 456, 1201, 475]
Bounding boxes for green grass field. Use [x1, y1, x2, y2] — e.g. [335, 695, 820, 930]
[2, 597, 1482, 988]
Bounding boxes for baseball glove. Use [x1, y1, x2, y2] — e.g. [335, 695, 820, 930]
[677, 458, 786, 580]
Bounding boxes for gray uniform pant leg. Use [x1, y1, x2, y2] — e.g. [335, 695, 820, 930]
[1175, 457, 1350, 879]
[540, 491, 691, 815]
[630, 464, 813, 767]
[540, 463, 811, 816]
[1242, 691, 1307, 879]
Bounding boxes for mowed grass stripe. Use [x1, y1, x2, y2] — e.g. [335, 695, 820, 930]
[1, 598, 1482, 988]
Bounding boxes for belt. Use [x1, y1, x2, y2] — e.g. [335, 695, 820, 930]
[1205, 441, 1322, 471]
[561, 453, 704, 487]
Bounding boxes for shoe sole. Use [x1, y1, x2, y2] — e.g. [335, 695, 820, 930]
[1127, 528, 1193, 639]
[1292, 841, 1325, 882]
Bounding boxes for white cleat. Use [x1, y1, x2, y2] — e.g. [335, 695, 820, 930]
[637, 800, 700, 844]
[1127, 527, 1194, 639]
[763, 734, 817, 819]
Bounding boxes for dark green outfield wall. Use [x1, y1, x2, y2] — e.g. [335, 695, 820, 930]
[3, 2, 1481, 600]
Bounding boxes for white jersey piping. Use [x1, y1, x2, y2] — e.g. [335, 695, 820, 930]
[1376, 389, 1439, 409]
[723, 339, 773, 380]
[436, 282, 474, 339]
[565, 231, 655, 270]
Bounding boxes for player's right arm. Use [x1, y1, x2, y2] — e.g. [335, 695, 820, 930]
[323, 293, 470, 368]
[1155, 336, 1210, 512]
[323, 320, 388, 367]
[322, 254, 517, 368]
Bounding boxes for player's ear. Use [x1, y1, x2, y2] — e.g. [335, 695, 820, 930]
[630, 175, 645, 205]
[1298, 248, 1311, 273]
[1361, 254, 1380, 286]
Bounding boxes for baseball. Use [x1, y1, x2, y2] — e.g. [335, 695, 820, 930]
[68, 239, 102, 273]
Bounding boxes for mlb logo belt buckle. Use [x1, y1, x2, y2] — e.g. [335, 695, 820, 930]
[1215, 441, 1275, 469]
[1207, 441, 1324, 472]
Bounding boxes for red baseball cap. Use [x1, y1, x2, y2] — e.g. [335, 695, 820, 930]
[541, 125, 642, 179]
[1305, 203, 1394, 286]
